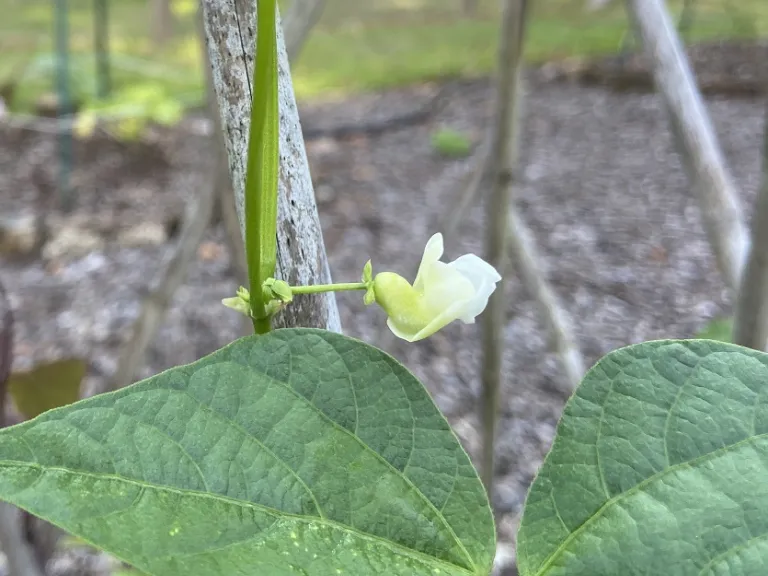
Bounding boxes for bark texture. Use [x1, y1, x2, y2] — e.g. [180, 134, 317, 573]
[200, 0, 341, 332]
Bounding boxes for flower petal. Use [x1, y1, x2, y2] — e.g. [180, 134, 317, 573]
[410, 300, 476, 341]
[448, 254, 502, 322]
[386, 316, 419, 342]
[413, 233, 444, 292]
[422, 261, 475, 314]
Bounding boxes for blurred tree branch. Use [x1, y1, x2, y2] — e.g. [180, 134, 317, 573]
[110, 99, 218, 391]
[480, 0, 529, 495]
[378, 4, 583, 403]
[282, 0, 328, 63]
[624, 0, 749, 290]
[150, 0, 175, 46]
[109, 10, 226, 392]
[733, 98, 768, 350]
[506, 209, 584, 396]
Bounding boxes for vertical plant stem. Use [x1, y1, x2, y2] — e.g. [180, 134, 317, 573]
[244, 0, 279, 333]
[480, 0, 529, 496]
[733, 98, 768, 350]
[93, 0, 111, 99]
[55, 0, 74, 211]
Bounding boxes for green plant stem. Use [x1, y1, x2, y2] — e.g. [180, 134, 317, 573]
[290, 282, 368, 295]
[244, 0, 279, 335]
[252, 316, 271, 334]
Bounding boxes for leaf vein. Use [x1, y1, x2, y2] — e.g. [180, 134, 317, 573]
[549, 489, 569, 533]
[697, 530, 768, 575]
[244, 348, 475, 571]
[152, 384, 325, 519]
[660, 354, 705, 467]
[533, 431, 768, 576]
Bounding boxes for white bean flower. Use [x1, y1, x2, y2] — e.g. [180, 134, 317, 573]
[372, 233, 502, 342]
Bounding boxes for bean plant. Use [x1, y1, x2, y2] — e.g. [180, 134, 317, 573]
[0, 2, 766, 575]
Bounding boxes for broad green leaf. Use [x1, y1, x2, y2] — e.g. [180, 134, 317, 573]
[8, 358, 86, 419]
[517, 339, 768, 576]
[0, 329, 494, 576]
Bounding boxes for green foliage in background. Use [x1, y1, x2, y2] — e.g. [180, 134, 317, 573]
[75, 82, 184, 140]
[431, 128, 472, 158]
[4, 0, 768, 113]
[0, 329, 495, 576]
[694, 316, 733, 342]
[517, 339, 768, 575]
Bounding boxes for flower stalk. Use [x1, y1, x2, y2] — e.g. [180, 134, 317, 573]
[223, 235, 500, 343]
[291, 283, 368, 294]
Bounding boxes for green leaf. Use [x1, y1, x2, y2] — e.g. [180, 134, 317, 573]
[244, 0, 280, 331]
[431, 128, 472, 158]
[694, 316, 733, 342]
[517, 339, 768, 576]
[0, 329, 494, 576]
[7, 358, 86, 419]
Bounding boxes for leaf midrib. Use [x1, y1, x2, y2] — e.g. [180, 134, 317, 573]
[0, 461, 475, 576]
[65, 352, 467, 567]
[532, 430, 768, 576]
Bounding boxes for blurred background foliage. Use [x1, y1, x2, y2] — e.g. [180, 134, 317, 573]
[2, 0, 767, 118]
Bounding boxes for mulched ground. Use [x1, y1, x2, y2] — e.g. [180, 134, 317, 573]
[1, 40, 766, 574]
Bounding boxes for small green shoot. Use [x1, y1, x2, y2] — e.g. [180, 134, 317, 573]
[431, 128, 472, 158]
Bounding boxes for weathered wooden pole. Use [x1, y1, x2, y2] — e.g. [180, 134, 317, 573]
[199, 0, 341, 331]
